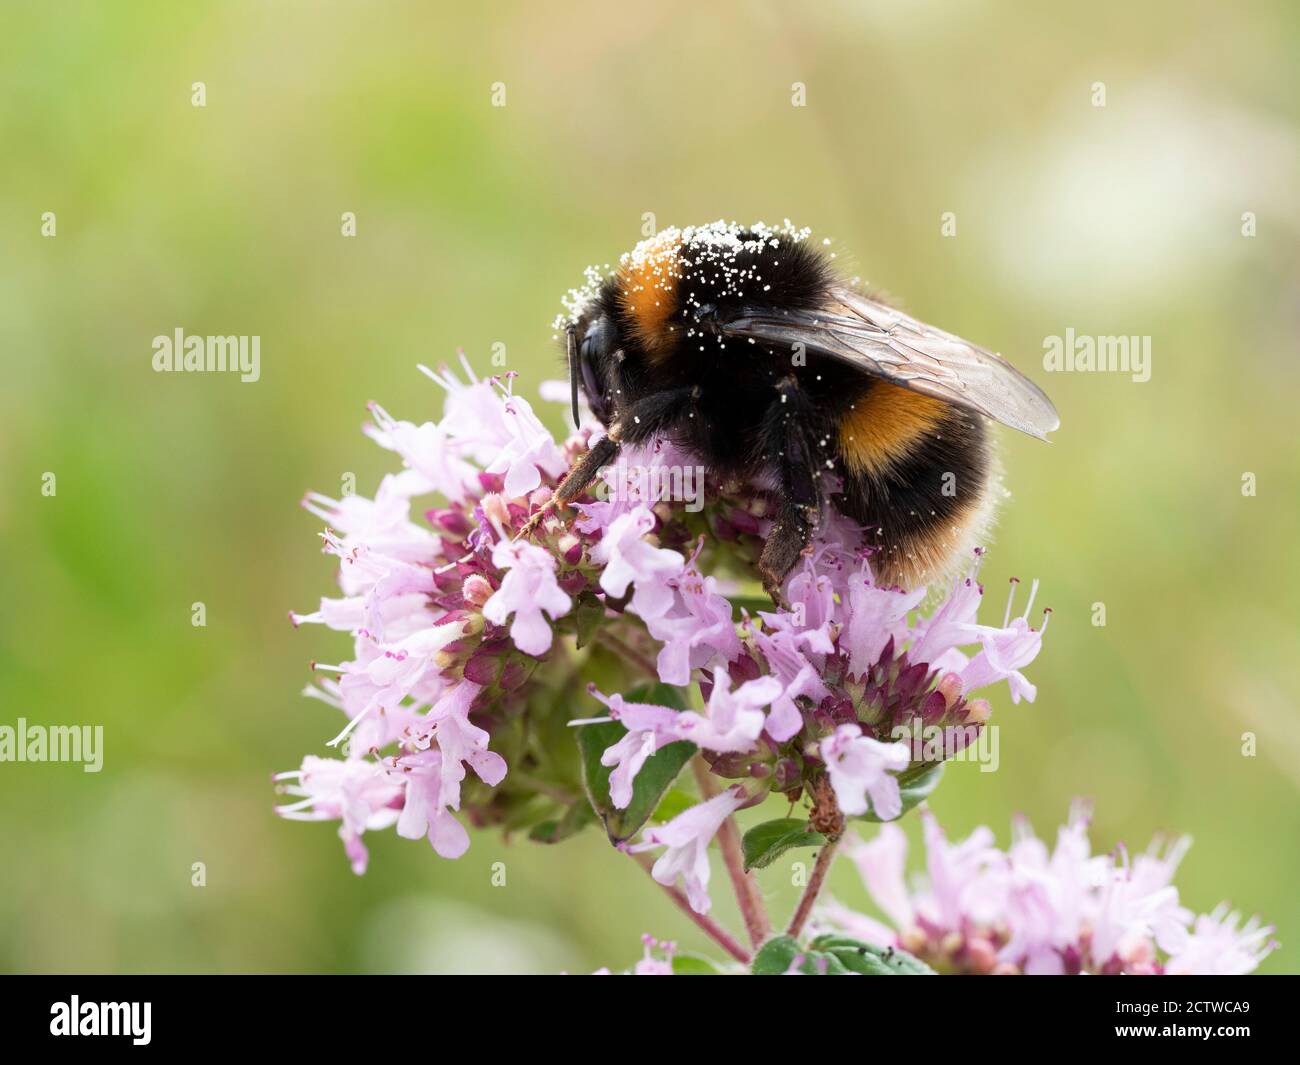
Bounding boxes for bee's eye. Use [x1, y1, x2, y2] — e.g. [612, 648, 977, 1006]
[576, 314, 614, 423]
[580, 314, 614, 359]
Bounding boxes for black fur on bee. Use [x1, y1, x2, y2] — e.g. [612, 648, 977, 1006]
[543, 222, 1057, 598]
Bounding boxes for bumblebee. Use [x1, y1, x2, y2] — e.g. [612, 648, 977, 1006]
[534, 221, 1058, 596]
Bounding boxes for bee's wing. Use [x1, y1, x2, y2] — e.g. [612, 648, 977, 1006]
[719, 285, 1060, 440]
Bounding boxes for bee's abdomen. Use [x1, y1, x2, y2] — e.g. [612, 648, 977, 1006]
[835, 379, 992, 588]
[836, 379, 950, 476]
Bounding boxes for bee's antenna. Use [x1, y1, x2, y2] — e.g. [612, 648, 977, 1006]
[566, 323, 581, 430]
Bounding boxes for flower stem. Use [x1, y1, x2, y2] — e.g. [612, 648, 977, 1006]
[631, 852, 751, 965]
[693, 758, 771, 949]
[786, 836, 839, 939]
[595, 628, 659, 681]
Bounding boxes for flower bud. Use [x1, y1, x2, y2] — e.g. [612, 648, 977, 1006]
[481, 493, 511, 528]
[935, 671, 964, 708]
[462, 574, 493, 608]
[428, 508, 472, 536]
[965, 935, 998, 973]
[558, 532, 582, 566]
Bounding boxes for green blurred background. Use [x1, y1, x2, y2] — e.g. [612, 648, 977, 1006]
[1, 1, 1296, 974]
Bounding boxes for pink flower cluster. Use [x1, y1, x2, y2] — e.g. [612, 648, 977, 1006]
[277, 360, 1276, 977]
[275, 362, 1047, 894]
[817, 801, 1278, 975]
[591, 934, 678, 976]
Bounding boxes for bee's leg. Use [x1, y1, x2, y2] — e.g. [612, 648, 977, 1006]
[608, 386, 697, 445]
[757, 377, 826, 602]
[759, 506, 814, 605]
[518, 388, 695, 538]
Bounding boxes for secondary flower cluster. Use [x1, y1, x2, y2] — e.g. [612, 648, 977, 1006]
[815, 801, 1278, 975]
[274, 359, 1046, 915]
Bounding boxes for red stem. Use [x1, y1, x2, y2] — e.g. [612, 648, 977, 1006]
[631, 853, 751, 965]
[786, 837, 839, 938]
[693, 759, 771, 949]
[595, 628, 660, 681]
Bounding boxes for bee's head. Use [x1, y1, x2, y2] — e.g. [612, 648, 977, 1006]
[567, 309, 618, 429]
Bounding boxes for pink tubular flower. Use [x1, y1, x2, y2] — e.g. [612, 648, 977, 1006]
[842, 823, 915, 930]
[750, 625, 830, 742]
[762, 564, 836, 656]
[364, 401, 479, 503]
[392, 687, 506, 860]
[482, 537, 572, 656]
[819, 803, 1277, 975]
[1088, 842, 1193, 970]
[820, 724, 910, 820]
[922, 811, 1011, 936]
[282, 359, 1057, 878]
[592, 506, 685, 620]
[907, 553, 987, 667]
[582, 673, 778, 805]
[840, 567, 926, 678]
[1165, 905, 1278, 975]
[423, 682, 508, 784]
[318, 620, 464, 736]
[674, 669, 781, 753]
[583, 688, 685, 809]
[589, 935, 678, 976]
[645, 564, 741, 686]
[631, 787, 747, 914]
[274, 756, 403, 875]
[299, 678, 425, 755]
[484, 384, 568, 498]
[301, 473, 439, 557]
[998, 804, 1103, 972]
[394, 748, 474, 859]
[423, 360, 564, 481]
[958, 579, 1048, 703]
[633, 934, 677, 975]
[280, 330, 1279, 981]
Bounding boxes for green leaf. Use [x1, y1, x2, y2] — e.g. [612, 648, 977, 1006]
[671, 951, 730, 975]
[576, 683, 695, 844]
[727, 595, 776, 617]
[741, 818, 827, 871]
[572, 591, 605, 650]
[751, 935, 855, 975]
[751, 935, 802, 975]
[652, 786, 698, 824]
[630, 683, 689, 711]
[855, 761, 946, 823]
[527, 799, 596, 844]
[809, 934, 937, 975]
[499, 794, 556, 833]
